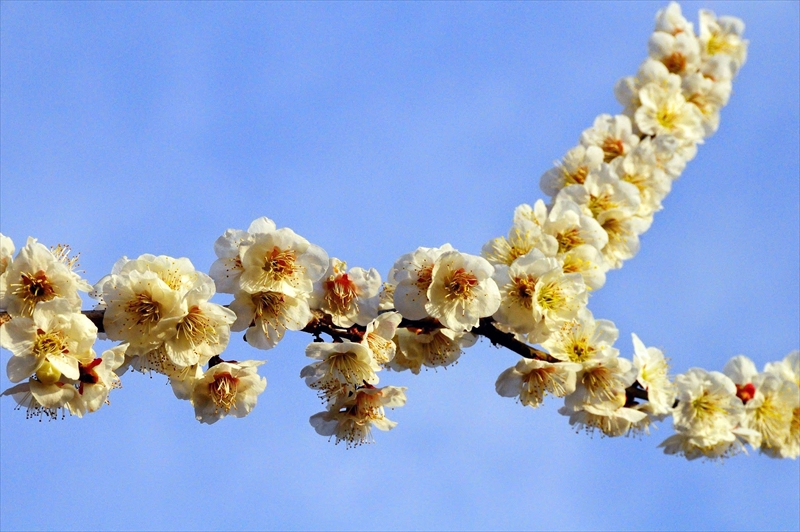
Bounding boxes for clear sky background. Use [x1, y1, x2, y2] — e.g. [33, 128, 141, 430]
[1, 1, 798, 531]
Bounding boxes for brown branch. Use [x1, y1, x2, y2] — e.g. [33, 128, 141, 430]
[0, 308, 657, 406]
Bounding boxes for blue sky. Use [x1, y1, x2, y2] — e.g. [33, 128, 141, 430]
[1, 1, 798, 530]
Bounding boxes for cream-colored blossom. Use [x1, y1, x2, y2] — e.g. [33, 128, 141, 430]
[425, 251, 500, 332]
[648, 30, 701, 76]
[162, 279, 236, 367]
[543, 199, 608, 257]
[492, 251, 587, 339]
[239, 228, 328, 297]
[229, 290, 313, 350]
[560, 405, 648, 438]
[311, 258, 381, 327]
[209, 228, 252, 294]
[764, 350, 800, 389]
[1, 298, 97, 383]
[390, 327, 476, 374]
[512, 200, 549, 228]
[662, 368, 760, 460]
[102, 270, 186, 354]
[681, 72, 731, 137]
[191, 360, 267, 424]
[631, 333, 675, 417]
[390, 244, 454, 320]
[496, 358, 581, 408]
[482, 220, 558, 266]
[1, 379, 77, 421]
[541, 308, 619, 365]
[615, 58, 682, 120]
[579, 114, 640, 163]
[611, 139, 673, 220]
[557, 164, 642, 222]
[635, 82, 704, 143]
[654, 2, 694, 36]
[310, 385, 407, 448]
[362, 312, 402, 365]
[0, 233, 14, 302]
[2, 237, 89, 317]
[301, 341, 380, 401]
[698, 9, 748, 75]
[560, 244, 607, 291]
[67, 344, 127, 417]
[540, 145, 604, 197]
[563, 355, 637, 415]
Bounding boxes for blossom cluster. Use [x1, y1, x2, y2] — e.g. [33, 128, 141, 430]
[1, 3, 797, 459]
[0, 236, 121, 419]
[662, 352, 800, 460]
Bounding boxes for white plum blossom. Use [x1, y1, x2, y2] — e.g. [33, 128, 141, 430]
[311, 258, 381, 327]
[425, 250, 500, 332]
[191, 360, 267, 424]
[362, 312, 402, 365]
[1, 379, 78, 421]
[559, 244, 607, 291]
[611, 139, 673, 220]
[1, 237, 90, 317]
[495, 358, 582, 408]
[512, 200, 549, 228]
[698, 9, 748, 75]
[615, 58, 682, 120]
[539, 145, 604, 197]
[239, 228, 328, 297]
[563, 354, 637, 416]
[101, 269, 186, 355]
[1, 298, 97, 384]
[631, 333, 675, 417]
[681, 72, 731, 137]
[116, 254, 201, 296]
[310, 385, 407, 448]
[209, 228, 252, 294]
[635, 83, 705, 145]
[482, 220, 557, 267]
[390, 244, 454, 320]
[301, 341, 380, 401]
[0, 233, 14, 302]
[208, 217, 280, 294]
[229, 290, 313, 350]
[162, 280, 236, 368]
[648, 29, 701, 76]
[492, 250, 587, 340]
[542, 309, 619, 365]
[67, 344, 127, 417]
[543, 199, 608, 257]
[764, 350, 800, 389]
[579, 114, 640, 163]
[390, 327, 476, 374]
[662, 368, 761, 460]
[654, 2, 694, 36]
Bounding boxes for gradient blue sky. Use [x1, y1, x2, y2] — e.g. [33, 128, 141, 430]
[1, 2, 798, 531]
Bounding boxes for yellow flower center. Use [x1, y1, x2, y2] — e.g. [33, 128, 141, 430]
[556, 228, 584, 254]
[601, 137, 625, 162]
[262, 247, 298, 282]
[509, 275, 538, 309]
[209, 372, 239, 412]
[444, 268, 479, 302]
[662, 51, 687, 74]
[176, 306, 218, 347]
[33, 328, 68, 359]
[13, 270, 57, 315]
[324, 273, 360, 316]
[126, 292, 162, 326]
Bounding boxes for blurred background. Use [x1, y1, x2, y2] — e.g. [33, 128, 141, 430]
[1, 1, 798, 530]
